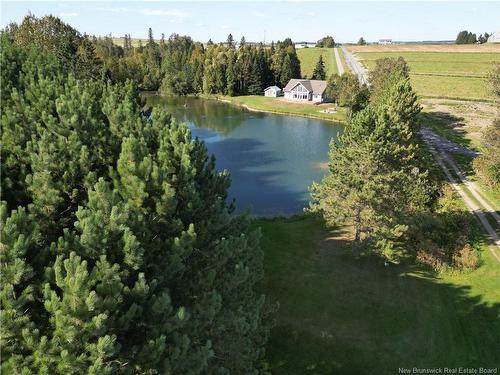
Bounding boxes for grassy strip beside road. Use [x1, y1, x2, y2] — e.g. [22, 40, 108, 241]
[200, 94, 347, 123]
[257, 216, 500, 374]
[297, 47, 338, 77]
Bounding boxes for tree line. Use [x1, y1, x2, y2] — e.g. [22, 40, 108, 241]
[98, 29, 302, 96]
[455, 30, 491, 44]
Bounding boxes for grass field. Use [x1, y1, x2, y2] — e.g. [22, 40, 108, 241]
[348, 44, 500, 53]
[348, 46, 500, 100]
[297, 47, 338, 78]
[257, 215, 500, 374]
[200, 94, 347, 123]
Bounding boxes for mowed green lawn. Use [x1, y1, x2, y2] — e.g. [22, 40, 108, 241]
[203, 94, 347, 123]
[297, 47, 338, 78]
[356, 51, 500, 100]
[256, 216, 500, 374]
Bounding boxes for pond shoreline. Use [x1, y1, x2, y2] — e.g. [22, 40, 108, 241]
[147, 93, 342, 216]
[200, 94, 347, 124]
[149, 91, 347, 124]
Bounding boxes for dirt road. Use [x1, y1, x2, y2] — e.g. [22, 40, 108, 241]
[420, 128, 500, 263]
[340, 46, 369, 85]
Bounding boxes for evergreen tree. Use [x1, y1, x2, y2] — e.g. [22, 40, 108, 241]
[358, 37, 366, 45]
[456, 30, 478, 44]
[160, 34, 196, 94]
[227, 33, 234, 48]
[5, 14, 103, 79]
[281, 54, 294, 86]
[1, 34, 272, 374]
[148, 27, 154, 45]
[226, 52, 236, 96]
[309, 72, 430, 259]
[311, 54, 326, 80]
[247, 55, 263, 95]
[369, 57, 410, 104]
[240, 36, 246, 47]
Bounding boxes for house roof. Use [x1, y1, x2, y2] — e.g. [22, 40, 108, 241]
[264, 85, 282, 91]
[283, 79, 327, 95]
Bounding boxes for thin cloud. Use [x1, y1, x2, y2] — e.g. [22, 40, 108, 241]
[251, 10, 266, 18]
[59, 12, 78, 17]
[92, 7, 131, 13]
[140, 9, 190, 23]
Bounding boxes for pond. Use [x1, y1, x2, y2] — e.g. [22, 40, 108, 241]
[148, 95, 343, 216]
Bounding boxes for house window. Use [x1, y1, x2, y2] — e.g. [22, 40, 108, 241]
[291, 84, 309, 99]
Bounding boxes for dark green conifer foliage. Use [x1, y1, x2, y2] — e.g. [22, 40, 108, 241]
[311, 54, 326, 80]
[280, 54, 294, 87]
[309, 69, 430, 260]
[1, 35, 272, 374]
[5, 14, 103, 79]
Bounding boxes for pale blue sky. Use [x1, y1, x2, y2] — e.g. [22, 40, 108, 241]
[1, 1, 499, 43]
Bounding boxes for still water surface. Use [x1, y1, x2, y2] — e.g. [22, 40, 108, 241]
[148, 95, 343, 216]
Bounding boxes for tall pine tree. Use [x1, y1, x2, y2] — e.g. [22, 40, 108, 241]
[311, 54, 326, 80]
[309, 68, 430, 260]
[1, 33, 272, 374]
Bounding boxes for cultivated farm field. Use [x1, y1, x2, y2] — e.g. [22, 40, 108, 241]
[348, 44, 500, 53]
[348, 45, 500, 100]
[297, 47, 338, 78]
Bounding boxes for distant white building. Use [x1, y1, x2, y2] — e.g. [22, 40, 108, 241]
[487, 32, 500, 43]
[295, 41, 316, 49]
[379, 39, 393, 45]
[264, 86, 282, 97]
[283, 79, 327, 103]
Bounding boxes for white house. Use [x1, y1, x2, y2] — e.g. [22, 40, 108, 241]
[264, 85, 282, 97]
[294, 41, 316, 49]
[487, 32, 500, 43]
[283, 79, 328, 103]
[379, 39, 393, 45]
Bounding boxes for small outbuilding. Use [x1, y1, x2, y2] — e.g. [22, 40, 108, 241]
[264, 86, 282, 97]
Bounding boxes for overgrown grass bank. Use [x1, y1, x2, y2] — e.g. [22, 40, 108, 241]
[256, 216, 500, 374]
